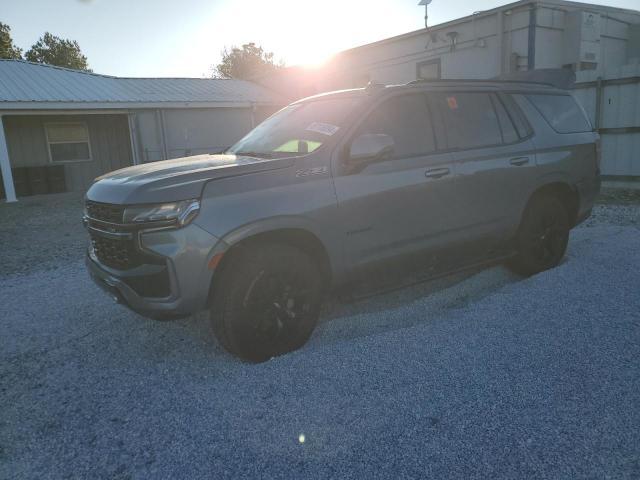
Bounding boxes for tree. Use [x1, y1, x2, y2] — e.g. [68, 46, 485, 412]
[213, 42, 282, 80]
[0, 22, 22, 59]
[25, 32, 90, 71]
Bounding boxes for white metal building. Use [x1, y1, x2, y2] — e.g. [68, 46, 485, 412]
[260, 0, 640, 177]
[0, 60, 284, 202]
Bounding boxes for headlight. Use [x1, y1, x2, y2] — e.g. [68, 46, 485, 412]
[123, 199, 200, 227]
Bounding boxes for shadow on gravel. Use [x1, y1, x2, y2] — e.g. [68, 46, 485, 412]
[156, 262, 523, 363]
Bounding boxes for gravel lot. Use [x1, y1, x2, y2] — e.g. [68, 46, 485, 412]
[1, 191, 639, 479]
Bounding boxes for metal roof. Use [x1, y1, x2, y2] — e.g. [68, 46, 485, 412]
[0, 60, 284, 109]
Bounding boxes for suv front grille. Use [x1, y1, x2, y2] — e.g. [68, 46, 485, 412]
[86, 200, 125, 224]
[90, 234, 142, 271]
[85, 200, 171, 297]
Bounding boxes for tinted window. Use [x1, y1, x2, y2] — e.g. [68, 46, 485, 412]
[526, 94, 592, 133]
[355, 94, 436, 158]
[500, 94, 533, 138]
[491, 95, 519, 144]
[430, 93, 503, 149]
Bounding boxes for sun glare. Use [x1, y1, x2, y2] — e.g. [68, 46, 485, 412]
[203, 0, 391, 70]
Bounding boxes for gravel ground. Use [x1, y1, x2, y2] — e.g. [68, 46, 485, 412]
[1, 192, 639, 479]
[0, 192, 85, 276]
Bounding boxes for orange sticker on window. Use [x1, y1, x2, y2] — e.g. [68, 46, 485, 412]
[446, 96, 458, 109]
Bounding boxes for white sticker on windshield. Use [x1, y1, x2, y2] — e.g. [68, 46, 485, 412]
[306, 122, 340, 136]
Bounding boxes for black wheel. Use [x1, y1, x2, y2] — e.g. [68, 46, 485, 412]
[210, 243, 323, 362]
[508, 195, 570, 276]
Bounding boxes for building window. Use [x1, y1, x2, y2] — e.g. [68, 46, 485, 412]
[416, 59, 441, 80]
[45, 122, 92, 163]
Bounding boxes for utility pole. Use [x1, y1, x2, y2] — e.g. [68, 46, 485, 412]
[418, 0, 433, 28]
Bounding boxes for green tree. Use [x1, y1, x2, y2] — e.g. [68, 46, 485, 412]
[25, 32, 90, 71]
[0, 22, 22, 59]
[213, 42, 282, 80]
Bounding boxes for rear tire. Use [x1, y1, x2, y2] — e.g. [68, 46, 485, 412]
[210, 243, 323, 362]
[508, 195, 570, 276]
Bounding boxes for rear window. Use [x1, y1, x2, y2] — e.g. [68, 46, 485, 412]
[526, 94, 592, 134]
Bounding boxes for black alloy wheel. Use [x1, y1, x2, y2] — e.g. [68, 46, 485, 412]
[211, 243, 323, 362]
[509, 195, 570, 276]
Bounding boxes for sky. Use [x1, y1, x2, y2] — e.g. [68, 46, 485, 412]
[3, 0, 639, 78]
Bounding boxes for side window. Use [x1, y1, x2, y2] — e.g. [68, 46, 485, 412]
[526, 94, 592, 133]
[355, 94, 436, 159]
[491, 94, 519, 144]
[500, 93, 533, 138]
[430, 92, 503, 150]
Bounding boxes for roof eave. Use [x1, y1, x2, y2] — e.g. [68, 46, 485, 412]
[0, 100, 283, 111]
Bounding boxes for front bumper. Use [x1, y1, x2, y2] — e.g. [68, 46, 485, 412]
[87, 255, 188, 319]
[86, 222, 225, 320]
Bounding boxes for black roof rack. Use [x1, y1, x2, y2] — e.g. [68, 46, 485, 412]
[406, 69, 575, 90]
[406, 78, 553, 87]
[492, 69, 575, 89]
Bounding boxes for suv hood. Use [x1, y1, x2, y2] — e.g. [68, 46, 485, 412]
[86, 154, 294, 204]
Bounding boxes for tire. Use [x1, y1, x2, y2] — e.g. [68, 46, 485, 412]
[210, 243, 323, 362]
[508, 194, 570, 276]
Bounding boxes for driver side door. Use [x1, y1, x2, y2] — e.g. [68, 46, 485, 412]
[332, 92, 460, 273]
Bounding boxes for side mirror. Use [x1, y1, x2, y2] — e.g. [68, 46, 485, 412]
[349, 134, 395, 164]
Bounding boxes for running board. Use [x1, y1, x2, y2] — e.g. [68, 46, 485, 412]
[341, 252, 517, 303]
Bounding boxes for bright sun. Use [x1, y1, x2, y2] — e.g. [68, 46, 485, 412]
[204, 0, 388, 69]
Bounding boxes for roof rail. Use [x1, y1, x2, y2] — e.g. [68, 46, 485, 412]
[405, 78, 555, 87]
[492, 69, 575, 90]
[406, 69, 575, 90]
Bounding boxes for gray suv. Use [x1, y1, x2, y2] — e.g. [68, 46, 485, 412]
[84, 77, 600, 361]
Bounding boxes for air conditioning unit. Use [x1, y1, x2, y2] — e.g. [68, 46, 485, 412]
[563, 11, 601, 69]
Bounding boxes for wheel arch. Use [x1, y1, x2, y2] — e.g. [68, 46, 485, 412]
[523, 181, 580, 227]
[208, 223, 334, 306]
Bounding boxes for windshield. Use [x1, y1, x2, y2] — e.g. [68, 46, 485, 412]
[227, 97, 361, 158]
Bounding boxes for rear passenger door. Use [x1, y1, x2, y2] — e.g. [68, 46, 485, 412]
[428, 91, 537, 242]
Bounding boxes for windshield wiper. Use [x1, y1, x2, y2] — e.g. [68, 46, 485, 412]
[233, 151, 277, 159]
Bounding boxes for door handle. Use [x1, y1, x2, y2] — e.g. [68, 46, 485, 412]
[425, 167, 450, 179]
[510, 157, 530, 166]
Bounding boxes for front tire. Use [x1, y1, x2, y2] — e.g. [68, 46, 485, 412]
[508, 195, 570, 276]
[210, 243, 323, 362]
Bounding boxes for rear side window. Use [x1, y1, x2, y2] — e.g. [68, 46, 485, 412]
[526, 94, 592, 133]
[355, 93, 436, 158]
[500, 94, 533, 138]
[430, 92, 503, 150]
[491, 95, 519, 144]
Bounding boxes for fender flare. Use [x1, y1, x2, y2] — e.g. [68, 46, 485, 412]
[204, 215, 343, 287]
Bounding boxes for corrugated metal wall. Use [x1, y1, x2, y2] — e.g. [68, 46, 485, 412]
[132, 106, 280, 162]
[574, 65, 640, 176]
[4, 114, 132, 191]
